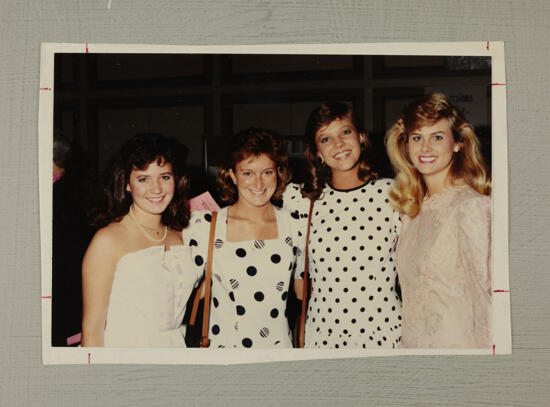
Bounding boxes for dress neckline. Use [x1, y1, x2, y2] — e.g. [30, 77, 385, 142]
[327, 179, 374, 193]
[221, 205, 282, 243]
[115, 245, 187, 269]
[422, 184, 470, 209]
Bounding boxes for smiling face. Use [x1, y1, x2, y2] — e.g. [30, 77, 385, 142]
[315, 117, 364, 177]
[126, 160, 175, 216]
[229, 154, 277, 209]
[407, 118, 459, 191]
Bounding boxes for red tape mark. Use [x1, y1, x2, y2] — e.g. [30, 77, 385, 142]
[486, 41, 490, 51]
[88, 353, 91, 364]
[494, 289, 510, 293]
[40, 87, 52, 91]
[41, 296, 51, 299]
[492, 344, 495, 355]
[86, 43, 89, 53]
[492, 83, 506, 86]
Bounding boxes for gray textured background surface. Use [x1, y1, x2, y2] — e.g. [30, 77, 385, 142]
[1, 0, 549, 406]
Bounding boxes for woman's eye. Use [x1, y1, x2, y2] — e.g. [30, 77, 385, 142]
[242, 171, 251, 176]
[411, 135, 421, 142]
[162, 175, 173, 180]
[137, 177, 147, 182]
[343, 129, 352, 135]
[264, 170, 274, 175]
[433, 135, 444, 141]
[320, 137, 329, 144]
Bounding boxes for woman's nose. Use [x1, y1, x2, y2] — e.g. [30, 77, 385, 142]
[420, 140, 431, 152]
[255, 176, 264, 189]
[151, 179, 162, 193]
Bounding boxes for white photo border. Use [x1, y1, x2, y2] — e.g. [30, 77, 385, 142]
[39, 41, 510, 365]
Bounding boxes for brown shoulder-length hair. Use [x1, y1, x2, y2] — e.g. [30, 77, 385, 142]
[385, 92, 491, 218]
[301, 101, 377, 200]
[216, 127, 291, 205]
[88, 133, 190, 230]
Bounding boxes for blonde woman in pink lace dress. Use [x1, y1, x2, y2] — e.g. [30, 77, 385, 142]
[385, 93, 492, 348]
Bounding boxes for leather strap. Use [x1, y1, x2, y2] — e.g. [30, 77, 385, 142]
[188, 211, 217, 348]
[200, 211, 217, 347]
[188, 280, 204, 327]
[299, 200, 314, 348]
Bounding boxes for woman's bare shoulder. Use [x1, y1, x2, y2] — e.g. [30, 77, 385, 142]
[86, 220, 130, 261]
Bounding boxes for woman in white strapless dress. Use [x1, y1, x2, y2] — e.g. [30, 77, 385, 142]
[81, 133, 200, 347]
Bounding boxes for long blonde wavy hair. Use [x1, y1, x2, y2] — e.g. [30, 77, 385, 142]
[385, 92, 491, 218]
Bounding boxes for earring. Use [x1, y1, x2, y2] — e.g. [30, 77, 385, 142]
[318, 155, 325, 164]
[453, 146, 460, 153]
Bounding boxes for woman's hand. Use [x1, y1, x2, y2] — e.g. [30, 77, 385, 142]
[294, 279, 304, 301]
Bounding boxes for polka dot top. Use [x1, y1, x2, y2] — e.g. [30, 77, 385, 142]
[182, 206, 304, 348]
[282, 179, 402, 348]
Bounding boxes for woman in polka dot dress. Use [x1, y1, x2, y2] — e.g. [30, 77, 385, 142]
[182, 128, 303, 348]
[283, 102, 402, 348]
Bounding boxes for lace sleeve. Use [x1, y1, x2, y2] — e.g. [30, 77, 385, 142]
[457, 195, 492, 347]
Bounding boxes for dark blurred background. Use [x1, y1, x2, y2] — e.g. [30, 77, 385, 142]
[54, 53, 491, 192]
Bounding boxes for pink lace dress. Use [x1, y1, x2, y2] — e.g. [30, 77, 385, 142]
[396, 185, 492, 348]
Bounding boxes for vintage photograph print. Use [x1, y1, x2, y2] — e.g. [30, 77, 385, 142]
[39, 42, 510, 364]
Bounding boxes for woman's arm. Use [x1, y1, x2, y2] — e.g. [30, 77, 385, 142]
[81, 228, 119, 347]
[282, 185, 310, 302]
[458, 195, 492, 347]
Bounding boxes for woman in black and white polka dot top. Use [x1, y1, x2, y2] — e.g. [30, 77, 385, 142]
[282, 102, 402, 348]
[182, 128, 304, 348]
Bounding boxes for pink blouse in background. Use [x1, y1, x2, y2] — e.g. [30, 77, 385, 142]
[396, 185, 492, 348]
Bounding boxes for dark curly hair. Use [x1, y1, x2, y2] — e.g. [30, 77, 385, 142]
[301, 101, 377, 200]
[88, 133, 190, 230]
[216, 127, 291, 205]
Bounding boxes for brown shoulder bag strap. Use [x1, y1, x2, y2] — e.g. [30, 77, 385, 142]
[299, 200, 314, 348]
[188, 211, 217, 348]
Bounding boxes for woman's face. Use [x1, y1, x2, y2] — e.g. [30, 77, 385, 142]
[315, 117, 363, 176]
[229, 154, 277, 208]
[407, 118, 458, 187]
[126, 160, 175, 216]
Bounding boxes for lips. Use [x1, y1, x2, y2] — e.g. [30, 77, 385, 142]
[248, 189, 267, 195]
[418, 156, 437, 164]
[147, 196, 165, 203]
[333, 150, 351, 160]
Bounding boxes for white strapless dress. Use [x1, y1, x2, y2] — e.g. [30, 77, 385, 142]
[103, 245, 201, 347]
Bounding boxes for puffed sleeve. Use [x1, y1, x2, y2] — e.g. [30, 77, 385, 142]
[181, 210, 213, 280]
[282, 183, 310, 280]
[457, 195, 492, 347]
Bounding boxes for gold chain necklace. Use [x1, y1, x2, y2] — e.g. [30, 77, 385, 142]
[128, 205, 168, 242]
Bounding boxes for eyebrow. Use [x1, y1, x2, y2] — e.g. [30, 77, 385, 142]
[135, 171, 173, 176]
[410, 130, 446, 135]
[238, 166, 275, 171]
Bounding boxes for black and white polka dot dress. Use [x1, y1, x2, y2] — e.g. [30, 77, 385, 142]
[182, 206, 303, 348]
[282, 179, 402, 348]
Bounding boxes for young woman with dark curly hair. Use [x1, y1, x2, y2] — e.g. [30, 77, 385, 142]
[283, 102, 402, 349]
[182, 127, 303, 348]
[81, 133, 200, 347]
